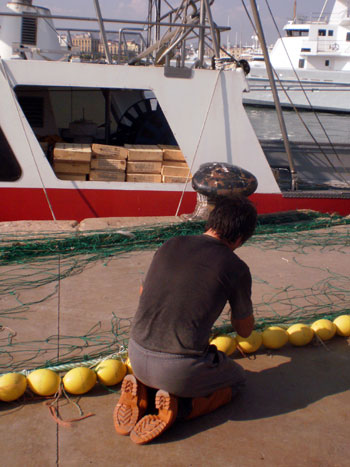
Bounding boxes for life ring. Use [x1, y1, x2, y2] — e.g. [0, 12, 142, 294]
[330, 43, 339, 51]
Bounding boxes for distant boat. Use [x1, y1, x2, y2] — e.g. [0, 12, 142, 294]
[243, 0, 350, 113]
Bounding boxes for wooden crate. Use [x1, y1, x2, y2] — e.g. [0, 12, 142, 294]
[159, 145, 185, 162]
[91, 158, 126, 171]
[91, 144, 128, 160]
[162, 175, 189, 183]
[53, 143, 92, 163]
[127, 173, 162, 183]
[127, 161, 162, 174]
[161, 165, 191, 177]
[56, 173, 87, 181]
[126, 144, 163, 162]
[53, 160, 90, 174]
[89, 170, 125, 181]
[162, 160, 189, 168]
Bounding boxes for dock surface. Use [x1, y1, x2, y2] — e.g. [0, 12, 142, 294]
[0, 217, 349, 466]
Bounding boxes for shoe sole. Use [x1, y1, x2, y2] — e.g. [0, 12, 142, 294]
[130, 390, 177, 445]
[114, 375, 143, 436]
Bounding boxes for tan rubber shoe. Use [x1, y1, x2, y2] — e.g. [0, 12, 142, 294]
[130, 389, 178, 445]
[113, 374, 148, 436]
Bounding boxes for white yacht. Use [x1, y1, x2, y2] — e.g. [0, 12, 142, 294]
[244, 0, 350, 113]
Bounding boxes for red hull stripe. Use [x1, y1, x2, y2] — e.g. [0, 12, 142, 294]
[0, 188, 349, 221]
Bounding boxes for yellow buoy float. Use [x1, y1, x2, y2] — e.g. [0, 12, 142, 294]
[262, 326, 289, 349]
[0, 373, 27, 402]
[287, 323, 314, 346]
[27, 369, 61, 396]
[311, 319, 336, 341]
[333, 315, 350, 337]
[95, 359, 127, 386]
[210, 335, 237, 356]
[236, 331, 262, 354]
[63, 367, 97, 395]
[124, 357, 133, 374]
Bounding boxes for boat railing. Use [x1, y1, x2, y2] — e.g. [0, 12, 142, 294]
[300, 38, 350, 55]
[0, 0, 232, 68]
[290, 14, 330, 25]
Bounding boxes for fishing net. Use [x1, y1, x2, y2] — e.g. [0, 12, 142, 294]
[0, 210, 349, 374]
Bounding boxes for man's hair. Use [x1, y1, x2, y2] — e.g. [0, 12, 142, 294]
[205, 196, 257, 244]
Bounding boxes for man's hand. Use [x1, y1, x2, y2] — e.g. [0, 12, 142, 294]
[232, 314, 255, 338]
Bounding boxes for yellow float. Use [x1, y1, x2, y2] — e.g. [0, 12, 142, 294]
[333, 315, 350, 337]
[63, 367, 97, 395]
[210, 334, 237, 356]
[95, 359, 127, 386]
[236, 331, 262, 354]
[311, 319, 336, 341]
[287, 323, 314, 346]
[262, 326, 289, 349]
[124, 357, 133, 374]
[0, 373, 27, 402]
[27, 369, 61, 396]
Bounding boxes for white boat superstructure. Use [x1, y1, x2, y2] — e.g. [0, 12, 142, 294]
[0, 0, 350, 221]
[244, 0, 350, 112]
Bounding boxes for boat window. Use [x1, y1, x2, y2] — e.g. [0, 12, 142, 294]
[301, 48, 311, 52]
[328, 30, 334, 37]
[14, 85, 193, 185]
[325, 60, 330, 67]
[318, 29, 326, 36]
[286, 29, 309, 37]
[347, 32, 350, 41]
[0, 127, 22, 181]
[298, 59, 305, 68]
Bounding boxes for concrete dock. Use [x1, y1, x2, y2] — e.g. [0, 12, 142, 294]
[0, 217, 349, 466]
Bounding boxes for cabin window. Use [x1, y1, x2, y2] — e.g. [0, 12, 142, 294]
[328, 30, 334, 37]
[301, 48, 311, 52]
[0, 127, 22, 181]
[347, 32, 350, 41]
[298, 59, 305, 68]
[21, 15, 37, 45]
[286, 29, 309, 37]
[325, 60, 330, 67]
[318, 29, 326, 36]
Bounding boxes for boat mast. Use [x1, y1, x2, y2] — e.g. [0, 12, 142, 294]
[318, 1, 330, 22]
[249, 0, 298, 190]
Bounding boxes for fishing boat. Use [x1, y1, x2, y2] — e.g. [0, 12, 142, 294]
[244, 0, 350, 113]
[0, 0, 349, 222]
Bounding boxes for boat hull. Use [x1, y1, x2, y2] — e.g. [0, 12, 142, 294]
[1, 187, 350, 221]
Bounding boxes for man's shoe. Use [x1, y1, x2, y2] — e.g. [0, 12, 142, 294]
[186, 386, 232, 420]
[113, 374, 148, 435]
[130, 389, 178, 445]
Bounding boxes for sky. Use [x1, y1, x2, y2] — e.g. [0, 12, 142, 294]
[0, 0, 336, 45]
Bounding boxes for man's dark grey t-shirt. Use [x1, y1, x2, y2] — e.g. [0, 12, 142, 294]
[131, 234, 253, 356]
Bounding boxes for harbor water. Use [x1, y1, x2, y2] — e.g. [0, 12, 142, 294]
[245, 106, 350, 144]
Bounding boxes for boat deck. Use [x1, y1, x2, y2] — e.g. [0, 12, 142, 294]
[262, 140, 350, 191]
[1, 217, 350, 466]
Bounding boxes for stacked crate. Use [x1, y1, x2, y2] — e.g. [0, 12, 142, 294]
[159, 145, 192, 183]
[53, 143, 91, 181]
[90, 144, 127, 181]
[126, 145, 163, 183]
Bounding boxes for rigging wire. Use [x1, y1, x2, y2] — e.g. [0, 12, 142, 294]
[241, 0, 350, 187]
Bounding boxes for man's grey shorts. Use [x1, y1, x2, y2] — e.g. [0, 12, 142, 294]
[128, 338, 246, 398]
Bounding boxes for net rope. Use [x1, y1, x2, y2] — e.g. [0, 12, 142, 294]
[0, 210, 349, 375]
